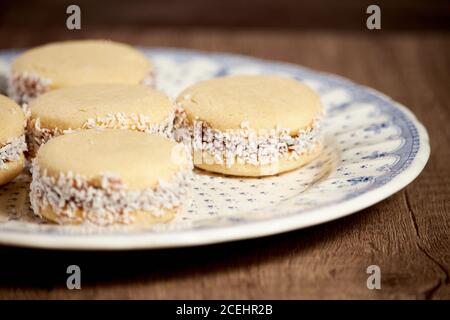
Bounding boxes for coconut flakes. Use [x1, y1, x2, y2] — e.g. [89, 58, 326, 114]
[0, 135, 27, 169]
[30, 160, 193, 226]
[27, 112, 175, 157]
[173, 107, 322, 167]
[82, 112, 174, 138]
[8, 72, 52, 104]
[9, 69, 155, 104]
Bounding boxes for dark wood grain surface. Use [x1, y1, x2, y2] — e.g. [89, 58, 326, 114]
[2, 0, 450, 30]
[0, 28, 448, 299]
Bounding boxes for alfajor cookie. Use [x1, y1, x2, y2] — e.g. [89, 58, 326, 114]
[175, 75, 323, 176]
[30, 129, 192, 226]
[9, 40, 153, 103]
[0, 95, 27, 186]
[26, 84, 174, 157]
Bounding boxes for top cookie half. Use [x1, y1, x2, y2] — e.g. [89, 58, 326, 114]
[10, 40, 152, 102]
[176, 75, 323, 134]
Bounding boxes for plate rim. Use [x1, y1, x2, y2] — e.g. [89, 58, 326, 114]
[0, 48, 430, 250]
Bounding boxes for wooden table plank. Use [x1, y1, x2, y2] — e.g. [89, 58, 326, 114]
[0, 29, 448, 299]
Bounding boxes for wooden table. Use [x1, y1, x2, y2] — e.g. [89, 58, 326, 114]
[0, 28, 448, 299]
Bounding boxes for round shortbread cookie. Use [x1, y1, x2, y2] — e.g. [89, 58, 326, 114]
[30, 129, 192, 226]
[175, 75, 324, 176]
[0, 95, 26, 186]
[27, 84, 174, 156]
[177, 75, 322, 134]
[10, 40, 153, 102]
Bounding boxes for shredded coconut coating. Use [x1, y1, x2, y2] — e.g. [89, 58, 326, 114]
[30, 161, 193, 226]
[26, 112, 174, 157]
[25, 117, 69, 158]
[8, 70, 154, 104]
[174, 107, 322, 167]
[0, 135, 27, 169]
[8, 72, 51, 104]
[82, 112, 174, 138]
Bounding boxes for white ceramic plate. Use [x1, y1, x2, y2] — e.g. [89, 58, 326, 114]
[0, 48, 430, 250]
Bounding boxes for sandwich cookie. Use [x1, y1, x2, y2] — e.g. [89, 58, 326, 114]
[30, 129, 192, 226]
[0, 95, 27, 186]
[175, 75, 323, 176]
[26, 84, 174, 157]
[9, 40, 153, 103]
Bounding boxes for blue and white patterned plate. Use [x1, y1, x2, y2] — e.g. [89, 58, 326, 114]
[0, 48, 430, 250]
